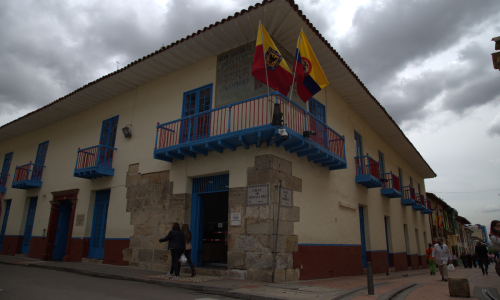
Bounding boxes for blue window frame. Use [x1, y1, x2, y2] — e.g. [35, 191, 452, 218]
[32, 141, 49, 182]
[398, 168, 403, 191]
[0, 152, 13, 190]
[308, 98, 325, 122]
[99, 116, 119, 167]
[354, 132, 363, 157]
[378, 151, 385, 175]
[181, 84, 213, 143]
[21, 197, 38, 254]
[100, 116, 119, 148]
[0, 200, 12, 250]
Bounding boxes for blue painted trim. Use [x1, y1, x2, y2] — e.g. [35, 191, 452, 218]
[103, 238, 130, 240]
[298, 243, 362, 247]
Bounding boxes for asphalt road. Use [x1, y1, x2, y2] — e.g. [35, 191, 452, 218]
[0, 264, 235, 300]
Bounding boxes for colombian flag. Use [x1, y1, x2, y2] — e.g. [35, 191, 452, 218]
[252, 21, 294, 96]
[295, 31, 329, 103]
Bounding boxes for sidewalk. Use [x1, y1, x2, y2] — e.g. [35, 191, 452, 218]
[1, 255, 498, 299]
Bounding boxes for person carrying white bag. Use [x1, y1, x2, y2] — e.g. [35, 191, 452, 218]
[432, 237, 453, 281]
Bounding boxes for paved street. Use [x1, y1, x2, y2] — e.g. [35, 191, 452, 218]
[0, 264, 234, 300]
[1, 255, 499, 300]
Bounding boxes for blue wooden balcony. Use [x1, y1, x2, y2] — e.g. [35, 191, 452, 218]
[0, 173, 8, 193]
[380, 172, 401, 198]
[412, 193, 426, 211]
[354, 155, 381, 188]
[12, 163, 44, 189]
[153, 92, 347, 170]
[400, 186, 416, 206]
[74, 145, 117, 179]
[421, 198, 433, 214]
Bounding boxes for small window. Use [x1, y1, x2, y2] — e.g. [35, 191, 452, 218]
[418, 183, 421, 194]
[409, 177, 413, 188]
[354, 132, 363, 157]
[182, 84, 213, 117]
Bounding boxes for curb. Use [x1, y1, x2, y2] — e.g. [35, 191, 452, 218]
[0, 260, 288, 300]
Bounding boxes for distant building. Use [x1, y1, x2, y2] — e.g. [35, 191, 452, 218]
[465, 224, 489, 247]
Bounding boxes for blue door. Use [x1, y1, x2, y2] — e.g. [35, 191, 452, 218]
[181, 85, 212, 143]
[89, 190, 110, 259]
[359, 206, 367, 268]
[99, 116, 118, 167]
[385, 217, 390, 267]
[32, 141, 49, 181]
[190, 194, 204, 266]
[52, 201, 72, 260]
[308, 99, 327, 147]
[21, 197, 38, 254]
[191, 174, 228, 267]
[0, 200, 12, 250]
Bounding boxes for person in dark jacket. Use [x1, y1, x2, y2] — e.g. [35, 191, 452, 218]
[460, 253, 468, 268]
[178, 224, 196, 277]
[475, 240, 489, 275]
[466, 253, 473, 269]
[159, 222, 185, 279]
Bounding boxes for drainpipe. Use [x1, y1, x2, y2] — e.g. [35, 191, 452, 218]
[272, 180, 282, 283]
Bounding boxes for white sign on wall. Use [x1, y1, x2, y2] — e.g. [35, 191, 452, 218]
[230, 212, 242, 226]
[246, 184, 270, 206]
[280, 187, 293, 207]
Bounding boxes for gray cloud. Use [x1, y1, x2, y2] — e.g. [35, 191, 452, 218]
[480, 205, 500, 213]
[487, 115, 500, 137]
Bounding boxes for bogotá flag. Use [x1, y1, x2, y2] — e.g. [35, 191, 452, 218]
[295, 31, 329, 103]
[252, 21, 293, 96]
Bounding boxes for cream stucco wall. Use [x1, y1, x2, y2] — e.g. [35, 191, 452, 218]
[0, 48, 431, 260]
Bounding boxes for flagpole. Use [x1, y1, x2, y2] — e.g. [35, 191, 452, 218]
[260, 21, 271, 103]
[289, 28, 303, 104]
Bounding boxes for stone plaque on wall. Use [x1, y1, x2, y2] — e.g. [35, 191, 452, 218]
[76, 214, 85, 226]
[280, 187, 293, 207]
[246, 184, 269, 206]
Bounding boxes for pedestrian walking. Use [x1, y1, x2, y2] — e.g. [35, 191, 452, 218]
[472, 253, 478, 268]
[460, 253, 468, 268]
[489, 220, 500, 276]
[475, 240, 489, 275]
[432, 237, 452, 282]
[452, 254, 458, 267]
[466, 252, 473, 269]
[159, 222, 185, 280]
[426, 243, 436, 275]
[179, 224, 196, 277]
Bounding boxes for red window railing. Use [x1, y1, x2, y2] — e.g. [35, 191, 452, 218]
[402, 186, 415, 200]
[0, 173, 9, 189]
[155, 92, 346, 160]
[354, 154, 380, 178]
[75, 145, 117, 169]
[13, 162, 45, 183]
[380, 172, 400, 192]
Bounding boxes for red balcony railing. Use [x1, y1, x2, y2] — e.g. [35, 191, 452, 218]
[402, 186, 415, 200]
[355, 154, 380, 178]
[380, 172, 400, 191]
[155, 91, 346, 160]
[75, 145, 116, 169]
[13, 162, 45, 183]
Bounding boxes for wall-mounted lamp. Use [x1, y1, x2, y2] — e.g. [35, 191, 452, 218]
[122, 124, 132, 138]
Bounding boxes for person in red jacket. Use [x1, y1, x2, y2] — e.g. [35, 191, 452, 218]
[426, 243, 436, 275]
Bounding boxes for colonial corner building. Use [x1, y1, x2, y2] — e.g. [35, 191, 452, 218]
[0, 0, 436, 282]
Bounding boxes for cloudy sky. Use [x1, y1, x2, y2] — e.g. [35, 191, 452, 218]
[1, 0, 499, 226]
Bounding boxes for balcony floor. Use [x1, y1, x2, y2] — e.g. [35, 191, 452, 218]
[401, 198, 416, 206]
[355, 174, 381, 188]
[154, 125, 347, 171]
[74, 166, 114, 179]
[12, 180, 42, 190]
[421, 209, 432, 214]
[412, 204, 426, 211]
[380, 188, 401, 198]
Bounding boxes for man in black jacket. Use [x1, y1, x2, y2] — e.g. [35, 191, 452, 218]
[475, 240, 489, 275]
[159, 222, 185, 279]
